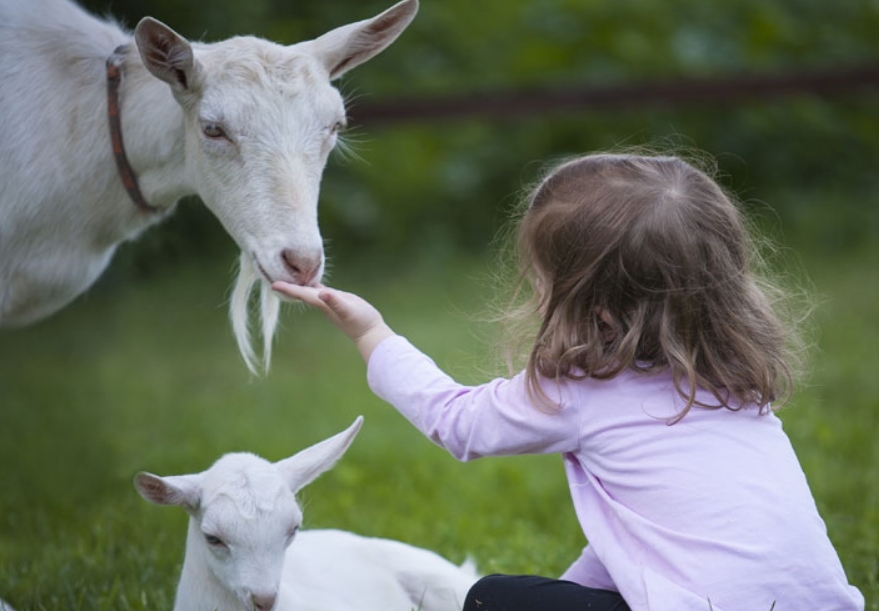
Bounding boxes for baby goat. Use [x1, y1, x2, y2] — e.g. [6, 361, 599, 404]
[135, 417, 478, 611]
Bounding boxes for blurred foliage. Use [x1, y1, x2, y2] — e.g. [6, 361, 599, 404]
[83, 0, 879, 271]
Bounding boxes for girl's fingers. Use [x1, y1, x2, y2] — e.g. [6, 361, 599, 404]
[271, 281, 383, 348]
[271, 280, 298, 297]
[317, 290, 361, 325]
[318, 289, 347, 313]
[272, 282, 349, 323]
[271, 281, 319, 304]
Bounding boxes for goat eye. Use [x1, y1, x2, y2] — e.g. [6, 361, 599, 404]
[331, 121, 345, 134]
[286, 526, 299, 541]
[204, 533, 226, 547]
[202, 122, 227, 139]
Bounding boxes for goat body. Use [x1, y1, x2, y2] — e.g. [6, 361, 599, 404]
[0, 0, 417, 371]
[136, 417, 478, 611]
[274, 529, 476, 611]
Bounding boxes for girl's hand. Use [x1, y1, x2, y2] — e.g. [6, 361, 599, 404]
[271, 282, 395, 362]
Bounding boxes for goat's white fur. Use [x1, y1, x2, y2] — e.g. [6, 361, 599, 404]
[135, 417, 478, 611]
[0, 0, 418, 372]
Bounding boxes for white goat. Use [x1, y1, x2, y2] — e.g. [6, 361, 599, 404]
[0, 0, 417, 371]
[135, 417, 479, 611]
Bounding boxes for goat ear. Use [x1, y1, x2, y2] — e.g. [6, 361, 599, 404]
[276, 416, 364, 492]
[134, 17, 201, 93]
[134, 472, 202, 512]
[307, 0, 418, 80]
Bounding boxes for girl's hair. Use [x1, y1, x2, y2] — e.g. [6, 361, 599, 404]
[505, 152, 806, 421]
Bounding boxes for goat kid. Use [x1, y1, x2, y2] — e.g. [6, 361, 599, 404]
[0, 0, 417, 371]
[135, 417, 478, 611]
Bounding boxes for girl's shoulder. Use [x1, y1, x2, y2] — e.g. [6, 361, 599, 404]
[530, 366, 675, 414]
[555, 366, 758, 422]
[559, 364, 675, 395]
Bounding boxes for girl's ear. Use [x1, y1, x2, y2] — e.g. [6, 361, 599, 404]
[596, 308, 618, 344]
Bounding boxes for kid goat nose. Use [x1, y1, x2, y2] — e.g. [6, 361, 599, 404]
[281, 249, 321, 286]
[251, 592, 276, 611]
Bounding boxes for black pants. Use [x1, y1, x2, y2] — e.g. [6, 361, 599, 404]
[463, 574, 631, 611]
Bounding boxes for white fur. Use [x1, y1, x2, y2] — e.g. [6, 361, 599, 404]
[135, 417, 478, 611]
[0, 0, 418, 372]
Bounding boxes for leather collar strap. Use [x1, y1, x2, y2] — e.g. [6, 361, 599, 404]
[106, 45, 159, 214]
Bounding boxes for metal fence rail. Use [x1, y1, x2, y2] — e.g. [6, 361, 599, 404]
[348, 64, 879, 126]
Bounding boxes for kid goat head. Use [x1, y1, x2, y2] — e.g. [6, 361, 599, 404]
[134, 1, 417, 371]
[134, 417, 363, 611]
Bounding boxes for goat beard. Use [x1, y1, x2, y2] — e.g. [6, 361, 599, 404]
[229, 252, 280, 374]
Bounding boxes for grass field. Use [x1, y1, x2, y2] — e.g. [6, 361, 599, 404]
[0, 236, 876, 609]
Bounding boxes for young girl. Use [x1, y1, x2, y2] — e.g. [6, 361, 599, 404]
[272, 153, 864, 611]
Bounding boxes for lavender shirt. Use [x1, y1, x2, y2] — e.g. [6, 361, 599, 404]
[367, 335, 864, 611]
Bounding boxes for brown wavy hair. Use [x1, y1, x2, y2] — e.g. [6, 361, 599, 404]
[503, 153, 806, 421]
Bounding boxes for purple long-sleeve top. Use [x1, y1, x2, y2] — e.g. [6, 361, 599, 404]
[367, 335, 864, 611]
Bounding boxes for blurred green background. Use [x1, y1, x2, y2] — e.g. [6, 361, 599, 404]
[82, 0, 879, 263]
[1, 0, 878, 608]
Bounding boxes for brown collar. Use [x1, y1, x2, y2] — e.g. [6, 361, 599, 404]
[106, 45, 159, 214]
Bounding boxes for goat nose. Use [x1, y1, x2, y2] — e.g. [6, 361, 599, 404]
[251, 593, 277, 611]
[281, 249, 321, 286]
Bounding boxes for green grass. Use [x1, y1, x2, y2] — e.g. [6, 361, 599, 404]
[0, 242, 876, 609]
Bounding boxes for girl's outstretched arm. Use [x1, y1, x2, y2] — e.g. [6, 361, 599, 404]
[271, 282, 396, 362]
[274, 282, 582, 459]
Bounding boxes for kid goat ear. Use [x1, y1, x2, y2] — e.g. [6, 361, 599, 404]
[134, 472, 202, 513]
[275, 416, 364, 492]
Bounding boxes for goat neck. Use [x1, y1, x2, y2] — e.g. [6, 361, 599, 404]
[174, 519, 242, 611]
[109, 45, 193, 213]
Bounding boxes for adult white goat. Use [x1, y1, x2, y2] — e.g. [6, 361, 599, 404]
[135, 416, 478, 611]
[0, 0, 417, 371]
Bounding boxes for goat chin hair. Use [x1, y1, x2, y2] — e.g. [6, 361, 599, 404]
[230, 252, 280, 374]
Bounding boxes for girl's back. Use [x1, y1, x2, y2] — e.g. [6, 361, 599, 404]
[559, 368, 858, 609]
[365, 333, 863, 610]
